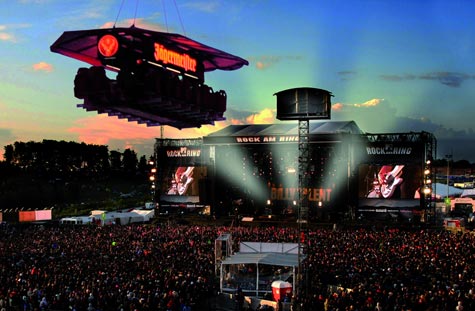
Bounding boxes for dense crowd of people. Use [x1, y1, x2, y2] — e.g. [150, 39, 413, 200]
[1, 221, 474, 310]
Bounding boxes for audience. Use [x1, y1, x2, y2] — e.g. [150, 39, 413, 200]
[0, 223, 474, 310]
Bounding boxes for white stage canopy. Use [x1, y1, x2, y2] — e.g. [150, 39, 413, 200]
[220, 242, 303, 297]
[221, 252, 299, 267]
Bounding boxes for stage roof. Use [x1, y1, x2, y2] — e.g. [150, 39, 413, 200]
[221, 252, 300, 267]
[50, 26, 249, 72]
[203, 121, 363, 144]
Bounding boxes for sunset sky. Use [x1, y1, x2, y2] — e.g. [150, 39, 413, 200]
[1, 0, 474, 161]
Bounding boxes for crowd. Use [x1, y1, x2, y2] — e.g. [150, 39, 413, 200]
[1, 222, 474, 311]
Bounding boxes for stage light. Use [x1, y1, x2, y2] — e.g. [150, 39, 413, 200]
[149, 176, 155, 181]
[423, 187, 431, 195]
[424, 169, 430, 175]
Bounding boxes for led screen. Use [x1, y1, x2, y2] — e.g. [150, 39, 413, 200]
[358, 163, 421, 211]
[164, 166, 205, 196]
[160, 166, 206, 205]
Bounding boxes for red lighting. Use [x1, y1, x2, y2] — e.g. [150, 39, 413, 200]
[98, 34, 119, 57]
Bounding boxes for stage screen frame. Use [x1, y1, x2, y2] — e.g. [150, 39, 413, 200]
[357, 163, 422, 214]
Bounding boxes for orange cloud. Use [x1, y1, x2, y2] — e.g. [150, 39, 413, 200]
[67, 108, 277, 151]
[332, 103, 344, 111]
[256, 61, 267, 70]
[332, 98, 384, 111]
[230, 118, 244, 125]
[68, 114, 159, 145]
[0, 30, 15, 42]
[246, 108, 276, 124]
[32, 62, 53, 73]
[250, 56, 280, 70]
[355, 98, 383, 107]
[68, 114, 232, 146]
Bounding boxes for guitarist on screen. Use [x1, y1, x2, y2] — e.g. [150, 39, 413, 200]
[167, 166, 195, 196]
[367, 165, 404, 199]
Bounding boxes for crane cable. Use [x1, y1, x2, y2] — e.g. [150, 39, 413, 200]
[113, 0, 126, 28]
[113, 0, 186, 35]
[113, 0, 141, 28]
[172, 0, 186, 35]
[132, 0, 140, 27]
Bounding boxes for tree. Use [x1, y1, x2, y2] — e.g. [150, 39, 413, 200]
[3, 145, 13, 164]
[122, 148, 138, 175]
[110, 150, 122, 172]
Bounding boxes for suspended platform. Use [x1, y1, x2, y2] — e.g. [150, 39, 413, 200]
[51, 26, 248, 129]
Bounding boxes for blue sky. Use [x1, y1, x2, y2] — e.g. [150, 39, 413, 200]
[1, 0, 474, 161]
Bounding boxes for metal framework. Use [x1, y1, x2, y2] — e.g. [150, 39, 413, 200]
[365, 131, 435, 144]
[364, 131, 437, 222]
[297, 119, 309, 302]
[154, 138, 203, 148]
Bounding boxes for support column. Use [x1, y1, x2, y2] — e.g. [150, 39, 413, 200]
[297, 119, 309, 304]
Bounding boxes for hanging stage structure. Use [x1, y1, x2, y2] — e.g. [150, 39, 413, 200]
[51, 26, 248, 129]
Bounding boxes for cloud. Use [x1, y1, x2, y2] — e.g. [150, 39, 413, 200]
[249, 55, 301, 70]
[355, 98, 383, 108]
[32, 62, 53, 73]
[67, 107, 276, 152]
[223, 108, 276, 125]
[66, 113, 231, 157]
[330, 97, 475, 161]
[380, 72, 472, 87]
[246, 108, 276, 124]
[68, 114, 159, 145]
[337, 71, 357, 80]
[332, 98, 383, 111]
[0, 25, 16, 42]
[332, 103, 343, 111]
[0, 23, 31, 43]
[251, 56, 281, 70]
[379, 74, 416, 82]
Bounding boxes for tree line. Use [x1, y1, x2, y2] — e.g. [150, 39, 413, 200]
[0, 140, 154, 213]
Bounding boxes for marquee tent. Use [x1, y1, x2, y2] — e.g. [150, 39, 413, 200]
[220, 242, 302, 297]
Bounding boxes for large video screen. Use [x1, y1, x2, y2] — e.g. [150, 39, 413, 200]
[160, 166, 206, 204]
[358, 163, 421, 210]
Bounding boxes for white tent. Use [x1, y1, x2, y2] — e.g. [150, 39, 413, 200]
[433, 183, 464, 199]
[91, 209, 155, 225]
[220, 242, 302, 297]
[461, 188, 475, 198]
